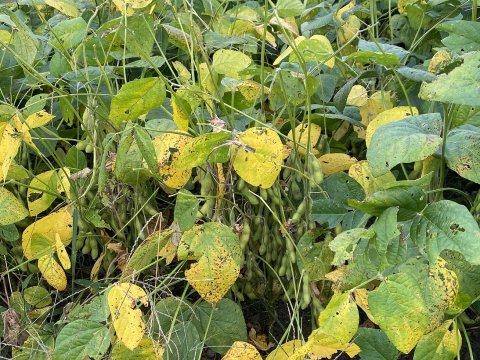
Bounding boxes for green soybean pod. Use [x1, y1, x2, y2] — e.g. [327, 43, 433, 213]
[240, 221, 251, 249]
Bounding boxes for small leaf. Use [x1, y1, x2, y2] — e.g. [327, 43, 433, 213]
[25, 110, 55, 129]
[107, 283, 148, 350]
[177, 223, 242, 303]
[53, 320, 111, 360]
[109, 78, 166, 125]
[27, 170, 58, 216]
[233, 127, 284, 189]
[329, 228, 375, 265]
[0, 123, 22, 181]
[38, 255, 67, 291]
[134, 125, 158, 173]
[287, 123, 322, 157]
[0, 187, 28, 226]
[222, 341, 262, 360]
[152, 133, 192, 189]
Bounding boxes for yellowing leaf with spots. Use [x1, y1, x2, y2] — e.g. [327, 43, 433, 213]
[346, 85, 368, 107]
[289, 293, 360, 359]
[22, 207, 73, 260]
[348, 160, 396, 195]
[55, 233, 71, 270]
[108, 283, 148, 350]
[45, 0, 79, 17]
[287, 123, 322, 157]
[223, 341, 262, 360]
[414, 320, 461, 360]
[353, 288, 375, 323]
[428, 50, 451, 74]
[233, 127, 284, 189]
[338, 15, 361, 44]
[365, 106, 419, 147]
[111, 336, 164, 359]
[336, 0, 355, 20]
[177, 222, 242, 303]
[0, 122, 22, 181]
[266, 340, 303, 360]
[152, 133, 192, 189]
[25, 110, 55, 129]
[318, 153, 357, 176]
[171, 96, 189, 131]
[38, 255, 67, 291]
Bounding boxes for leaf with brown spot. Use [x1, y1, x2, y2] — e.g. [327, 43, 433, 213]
[177, 222, 242, 303]
[38, 255, 67, 291]
[222, 341, 262, 360]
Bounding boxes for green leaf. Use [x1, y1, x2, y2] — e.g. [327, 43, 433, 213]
[53, 320, 110, 360]
[6, 9, 39, 65]
[192, 298, 248, 355]
[65, 146, 87, 171]
[0, 224, 19, 242]
[411, 200, 480, 265]
[371, 207, 400, 255]
[119, 15, 155, 58]
[297, 229, 334, 281]
[153, 298, 193, 336]
[348, 51, 400, 66]
[50, 17, 88, 49]
[24, 286, 51, 308]
[177, 222, 242, 303]
[276, 0, 305, 17]
[134, 125, 158, 173]
[348, 186, 427, 221]
[438, 20, 480, 52]
[413, 321, 461, 360]
[122, 229, 173, 277]
[0, 187, 28, 225]
[175, 132, 230, 168]
[419, 52, 480, 106]
[355, 328, 399, 360]
[109, 78, 166, 125]
[174, 190, 198, 231]
[329, 228, 375, 266]
[165, 321, 202, 360]
[212, 49, 252, 78]
[67, 295, 110, 323]
[445, 125, 480, 184]
[367, 113, 443, 176]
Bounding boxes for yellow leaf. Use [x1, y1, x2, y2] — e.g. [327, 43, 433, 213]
[172, 61, 191, 82]
[27, 170, 58, 216]
[348, 160, 396, 195]
[152, 133, 192, 189]
[38, 255, 67, 291]
[25, 110, 55, 129]
[171, 96, 190, 131]
[0, 30, 12, 46]
[222, 341, 262, 360]
[353, 288, 375, 322]
[365, 106, 419, 147]
[338, 15, 361, 44]
[108, 283, 148, 350]
[0, 123, 22, 181]
[266, 340, 303, 360]
[177, 223, 242, 303]
[22, 207, 73, 260]
[112, 0, 153, 15]
[255, 25, 277, 47]
[273, 36, 306, 65]
[45, 0, 79, 17]
[336, 0, 355, 21]
[287, 123, 322, 157]
[346, 85, 368, 107]
[57, 168, 71, 199]
[111, 336, 164, 359]
[429, 257, 459, 310]
[233, 127, 284, 189]
[55, 233, 71, 270]
[157, 237, 177, 265]
[318, 153, 357, 176]
[428, 50, 451, 74]
[355, 91, 393, 139]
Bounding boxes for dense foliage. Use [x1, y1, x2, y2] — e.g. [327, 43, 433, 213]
[1, 0, 480, 359]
